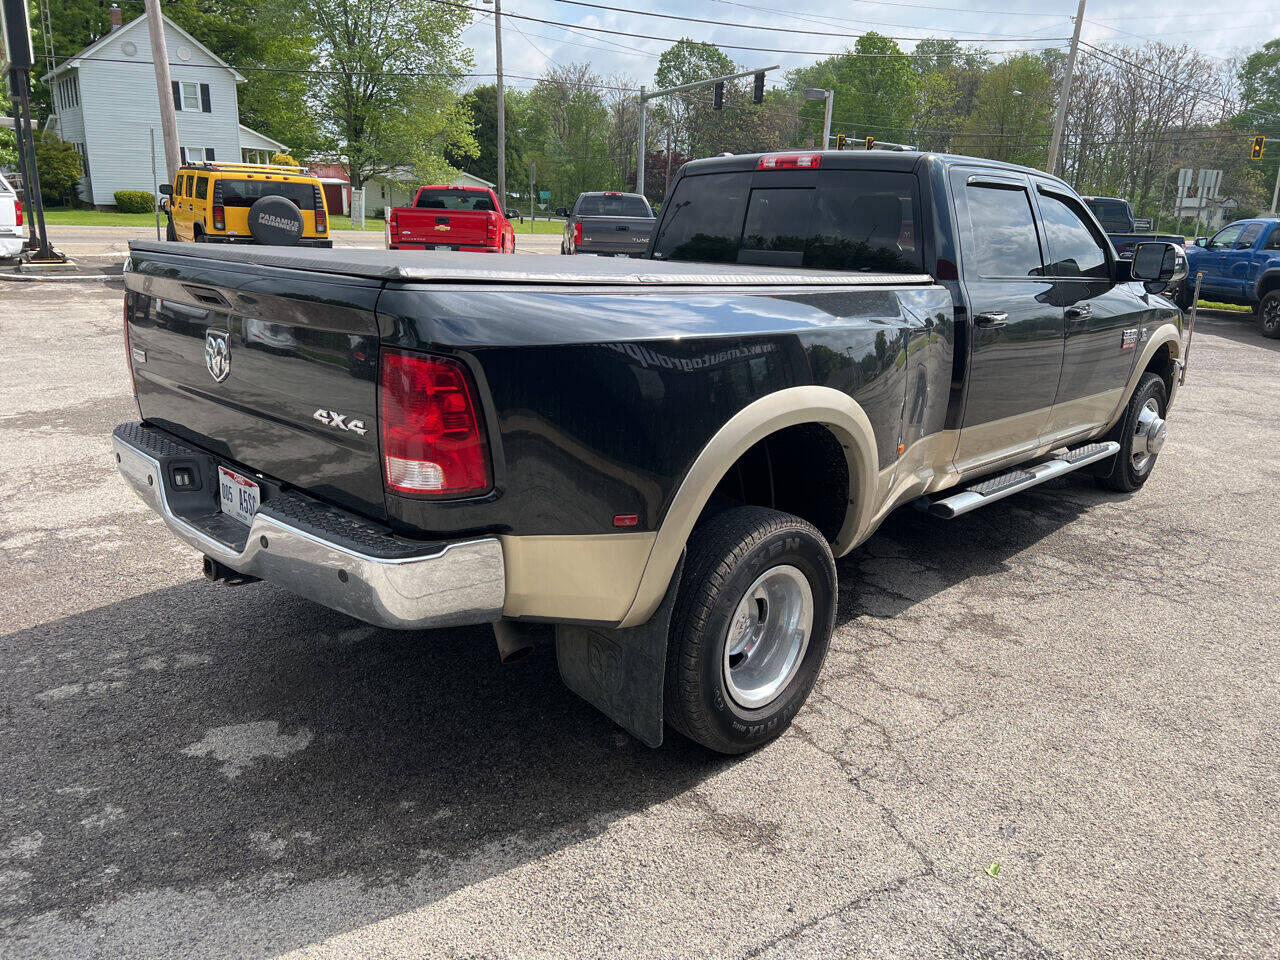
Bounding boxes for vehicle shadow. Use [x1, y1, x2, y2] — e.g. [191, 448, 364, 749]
[0, 583, 726, 945]
[0, 473, 1109, 951]
[1193, 310, 1280, 353]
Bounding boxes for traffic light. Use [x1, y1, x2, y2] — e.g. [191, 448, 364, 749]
[712, 81, 724, 111]
[752, 71, 765, 105]
[836, 134, 848, 150]
[865, 136, 876, 151]
[1251, 135, 1265, 160]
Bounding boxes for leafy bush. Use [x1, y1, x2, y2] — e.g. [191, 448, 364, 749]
[114, 190, 156, 213]
[271, 152, 298, 166]
[34, 133, 83, 205]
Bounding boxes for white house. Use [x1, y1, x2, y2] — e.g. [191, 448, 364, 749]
[43, 6, 287, 207]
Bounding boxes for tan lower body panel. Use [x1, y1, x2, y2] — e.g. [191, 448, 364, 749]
[500, 531, 657, 623]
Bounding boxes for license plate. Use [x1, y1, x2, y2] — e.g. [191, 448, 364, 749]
[433, 244, 452, 251]
[218, 466, 260, 526]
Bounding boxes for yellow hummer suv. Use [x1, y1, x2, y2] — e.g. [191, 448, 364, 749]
[160, 162, 332, 247]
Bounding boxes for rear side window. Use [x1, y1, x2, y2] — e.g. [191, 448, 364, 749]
[1037, 191, 1109, 280]
[415, 189, 495, 212]
[1084, 198, 1130, 232]
[219, 179, 316, 210]
[961, 184, 1043, 279]
[1267, 227, 1280, 250]
[1236, 223, 1264, 249]
[194, 176, 208, 200]
[652, 169, 922, 272]
[577, 194, 651, 218]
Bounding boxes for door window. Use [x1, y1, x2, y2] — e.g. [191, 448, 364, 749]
[1208, 223, 1245, 249]
[1267, 226, 1280, 251]
[1236, 223, 1263, 249]
[961, 183, 1043, 279]
[1036, 191, 1110, 280]
[194, 176, 208, 200]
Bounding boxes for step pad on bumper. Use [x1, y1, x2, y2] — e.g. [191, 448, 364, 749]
[928, 440, 1120, 519]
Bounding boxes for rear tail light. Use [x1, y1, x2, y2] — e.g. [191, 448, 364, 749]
[379, 350, 490, 497]
[212, 181, 225, 230]
[757, 152, 822, 170]
[313, 185, 327, 233]
[573, 221, 582, 246]
[389, 209, 398, 245]
[14, 199, 22, 227]
[486, 213, 498, 246]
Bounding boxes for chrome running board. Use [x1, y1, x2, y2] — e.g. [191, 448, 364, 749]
[928, 441, 1120, 519]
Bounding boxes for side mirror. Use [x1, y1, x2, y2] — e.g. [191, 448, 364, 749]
[1131, 241, 1188, 293]
[159, 183, 173, 196]
[1194, 236, 1207, 247]
[506, 209, 519, 219]
[555, 207, 568, 218]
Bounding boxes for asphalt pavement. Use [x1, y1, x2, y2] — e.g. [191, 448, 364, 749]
[0, 283, 1276, 959]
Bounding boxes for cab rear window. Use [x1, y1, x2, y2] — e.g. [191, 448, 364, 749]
[577, 194, 651, 218]
[220, 180, 316, 210]
[652, 170, 922, 272]
[415, 190, 496, 212]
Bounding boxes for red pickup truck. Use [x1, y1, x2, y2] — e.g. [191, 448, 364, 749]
[386, 185, 516, 253]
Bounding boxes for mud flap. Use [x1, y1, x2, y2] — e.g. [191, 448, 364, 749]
[555, 554, 685, 748]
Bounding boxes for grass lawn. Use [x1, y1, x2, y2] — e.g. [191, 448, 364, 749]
[1197, 300, 1252, 313]
[512, 219, 565, 235]
[44, 208, 159, 226]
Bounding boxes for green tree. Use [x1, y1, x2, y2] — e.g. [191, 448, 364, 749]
[1237, 39, 1280, 204]
[0, 127, 18, 169]
[523, 63, 612, 209]
[447, 84, 526, 195]
[790, 33, 918, 147]
[34, 132, 83, 205]
[955, 52, 1054, 167]
[654, 39, 735, 160]
[306, 0, 476, 190]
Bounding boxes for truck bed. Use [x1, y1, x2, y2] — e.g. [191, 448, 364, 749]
[127, 241, 933, 288]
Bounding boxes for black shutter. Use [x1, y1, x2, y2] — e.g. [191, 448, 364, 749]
[200, 83, 211, 113]
[206, 148, 215, 161]
[171, 80, 181, 110]
[180, 147, 187, 163]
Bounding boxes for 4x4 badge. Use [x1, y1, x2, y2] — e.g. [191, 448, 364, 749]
[313, 409, 368, 435]
[205, 331, 231, 382]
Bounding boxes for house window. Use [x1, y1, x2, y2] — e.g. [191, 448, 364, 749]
[182, 147, 215, 163]
[181, 82, 200, 110]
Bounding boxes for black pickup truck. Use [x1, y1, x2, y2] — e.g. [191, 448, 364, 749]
[114, 150, 1187, 754]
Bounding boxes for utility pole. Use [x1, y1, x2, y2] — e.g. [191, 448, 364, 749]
[142, 0, 180, 179]
[1271, 164, 1279, 216]
[803, 88, 833, 149]
[490, 0, 506, 212]
[1047, 0, 1086, 177]
[637, 85, 646, 196]
[528, 160, 534, 223]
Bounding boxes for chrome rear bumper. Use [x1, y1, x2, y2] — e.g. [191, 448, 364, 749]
[112, 422, 505, 629]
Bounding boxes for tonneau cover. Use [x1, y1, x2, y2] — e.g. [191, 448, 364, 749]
[127, 241, 933, 287]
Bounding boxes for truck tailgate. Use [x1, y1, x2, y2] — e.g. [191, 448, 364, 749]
[578, 216, 654, 255]
[393, 209, 491, 247]
[124, 247, 387, 520]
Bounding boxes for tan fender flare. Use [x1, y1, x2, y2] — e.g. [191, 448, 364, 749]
[1104, 323, 1182, 433]
[616, 386, 879, 629]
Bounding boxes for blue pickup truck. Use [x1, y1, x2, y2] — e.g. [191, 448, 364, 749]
[1182, 218, 1280, 337]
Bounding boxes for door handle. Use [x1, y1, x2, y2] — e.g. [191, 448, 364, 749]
[974, 311, 1008, 328]
[1065, 305, 1093, 321]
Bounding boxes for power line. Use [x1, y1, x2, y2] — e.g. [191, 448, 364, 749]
[549, 0, 1066, 42]
[423, 0, 1070, 58]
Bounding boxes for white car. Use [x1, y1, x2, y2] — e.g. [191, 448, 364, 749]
[0, 172, 25, 259]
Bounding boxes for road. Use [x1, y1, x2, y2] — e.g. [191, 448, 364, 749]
[0, 283, 1276, 959]
[39, 224, 564, 257]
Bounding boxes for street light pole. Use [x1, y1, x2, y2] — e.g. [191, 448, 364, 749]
[637, 84, 646, 198]
[803, 88, 833, 149]
[142, 0, 180, 180]
[1047, 0, 1086, 177]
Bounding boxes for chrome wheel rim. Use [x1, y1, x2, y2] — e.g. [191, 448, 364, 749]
[1132, 397, 1166, 473]
[723, 565, 814, 710]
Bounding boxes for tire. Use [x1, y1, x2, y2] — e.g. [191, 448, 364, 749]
[665, 506, 837, 754]
[1258, 290, 1280, 339]
[1095, 371, 1169, 492]
[165, 217, 177, 242]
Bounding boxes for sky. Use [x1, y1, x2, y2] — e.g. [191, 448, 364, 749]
[459, 0, 1280, 93]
